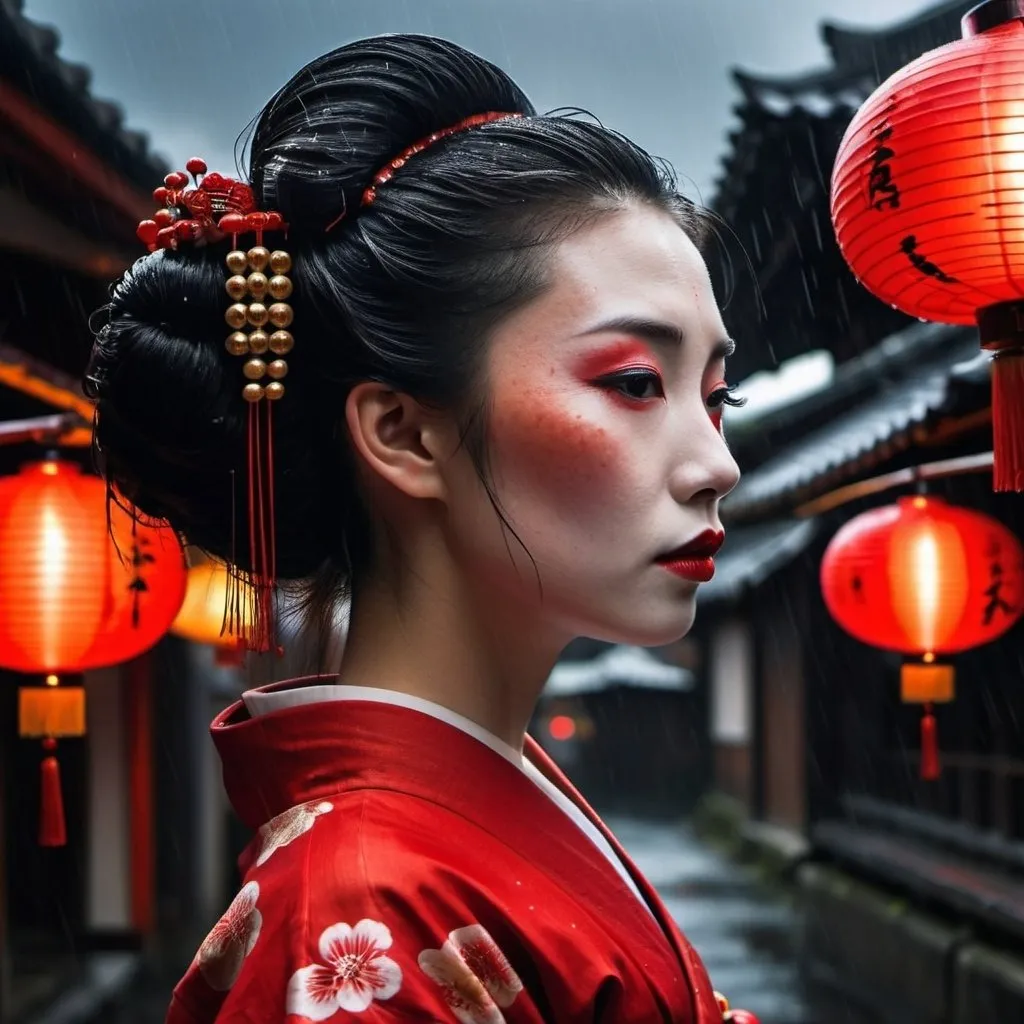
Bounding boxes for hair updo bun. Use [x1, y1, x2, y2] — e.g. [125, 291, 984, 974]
[250, 35, 534, 235]
[86, 33, 707, 608]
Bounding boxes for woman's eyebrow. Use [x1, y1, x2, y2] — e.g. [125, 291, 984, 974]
[575, 316, 736, 360]
[575, 316, 684, 347]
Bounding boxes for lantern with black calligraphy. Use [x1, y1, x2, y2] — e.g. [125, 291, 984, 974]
[0, 457, 186, 845]
[78, 499, 188, 671]
[821, 496, 1024, 779]
[831, 1, 1024, 491]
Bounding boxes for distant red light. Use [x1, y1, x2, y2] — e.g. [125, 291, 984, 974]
[548, 715, 577, 742]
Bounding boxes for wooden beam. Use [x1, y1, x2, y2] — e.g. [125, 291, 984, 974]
[0, 412, 88, 447]
[0, 78, 154, 224]
[0, 343, 95, 445]
[795, 451, 994, 518]
[0, 188, 131, 278]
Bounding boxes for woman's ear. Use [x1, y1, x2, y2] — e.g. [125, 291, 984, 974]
[344, 382, 452, 501]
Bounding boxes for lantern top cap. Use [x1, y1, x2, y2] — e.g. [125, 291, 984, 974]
[962, 0, 1024, 37]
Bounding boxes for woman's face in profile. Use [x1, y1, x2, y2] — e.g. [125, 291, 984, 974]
[440, 203, 741, 648]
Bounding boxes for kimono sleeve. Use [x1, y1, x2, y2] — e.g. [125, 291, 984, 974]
[165, 794, 554, 1024]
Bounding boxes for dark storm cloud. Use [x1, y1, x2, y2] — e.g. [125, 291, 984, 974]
[24, 0, 933, 202]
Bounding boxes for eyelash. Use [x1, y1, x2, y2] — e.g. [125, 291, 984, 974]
[597, 369, 745, 410]
[707, 384, 745, 410]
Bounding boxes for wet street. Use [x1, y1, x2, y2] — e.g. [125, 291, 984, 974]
[612, 817, 815, 1024]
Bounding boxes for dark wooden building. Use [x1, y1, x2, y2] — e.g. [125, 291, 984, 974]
[699, 3, 1024, 1021]
[0, 4, 246, 1022]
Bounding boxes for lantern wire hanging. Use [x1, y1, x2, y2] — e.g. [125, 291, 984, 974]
[831, 0, 1024, 492]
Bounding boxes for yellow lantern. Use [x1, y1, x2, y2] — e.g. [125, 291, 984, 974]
[171, 552, 251, 661]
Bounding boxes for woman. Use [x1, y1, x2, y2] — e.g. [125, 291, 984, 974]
[87, 34, 756, 1024]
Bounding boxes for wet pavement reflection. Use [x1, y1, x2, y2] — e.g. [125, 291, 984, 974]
[611, 817, 815, 1024]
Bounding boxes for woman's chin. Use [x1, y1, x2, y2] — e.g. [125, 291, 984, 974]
[578, 596, 698, 649]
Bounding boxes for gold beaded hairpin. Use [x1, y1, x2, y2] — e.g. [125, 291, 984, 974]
[137, 158, 290, 654]
[224, 246, 294, 403]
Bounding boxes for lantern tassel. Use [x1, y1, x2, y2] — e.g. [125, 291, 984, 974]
[920, 704, 940, 782]
[991, 349, 1024, 492]
[39, 738, 67, 847]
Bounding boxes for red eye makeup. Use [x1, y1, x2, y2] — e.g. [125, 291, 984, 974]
[572, 340, 660, 381]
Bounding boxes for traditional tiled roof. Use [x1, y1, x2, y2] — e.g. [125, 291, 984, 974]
[822, 1, 975, 73]
[716, 1, 976, 210]
[699, 517, 819, 606]
[0, 0, 167, 189]
[711, 1, 980, 383]
[723, 324, 988, 523]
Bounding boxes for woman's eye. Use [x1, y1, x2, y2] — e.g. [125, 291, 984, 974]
[601, 369, 664, 401]
[706, 384, 745, 410]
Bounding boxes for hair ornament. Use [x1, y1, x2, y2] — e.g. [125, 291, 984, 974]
[137, 159, 291, 657]
[324, 111, 523, 232]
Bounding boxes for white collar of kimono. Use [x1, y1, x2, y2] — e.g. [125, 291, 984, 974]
[242, 683, 526, 769]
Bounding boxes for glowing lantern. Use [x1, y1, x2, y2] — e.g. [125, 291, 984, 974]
[0, 458, 186, 845]
[80, 500, 187, 670]
[821, 495, 1024, 779]
[548, 715, 578, 742]
[831, 4, 1024, 491]
[172, 553, 250, 662]
[0, 460, 187, 673]
[0, 460, 110, 672]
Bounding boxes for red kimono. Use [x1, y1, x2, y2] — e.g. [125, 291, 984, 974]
[167, 680, 758, 1023]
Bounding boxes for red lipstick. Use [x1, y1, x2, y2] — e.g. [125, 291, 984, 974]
[655, 529, 724, 583]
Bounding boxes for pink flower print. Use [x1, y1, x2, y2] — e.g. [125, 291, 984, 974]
[255, 800, 334, 866]
[195, 881, 262, 991]
[418, 924, 523, 1023]
[286, 919, 403, 1019]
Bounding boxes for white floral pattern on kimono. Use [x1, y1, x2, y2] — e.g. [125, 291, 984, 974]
[196, 881, 263, 991]
[418, 924, 524, 1023]
[255, 799, 334, 866]
[286, 918, 402, 1019]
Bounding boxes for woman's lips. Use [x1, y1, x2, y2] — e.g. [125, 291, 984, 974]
[657, 556, 715, 583]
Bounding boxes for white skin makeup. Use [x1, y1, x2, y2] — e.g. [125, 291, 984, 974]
[339, 203, 741, 749]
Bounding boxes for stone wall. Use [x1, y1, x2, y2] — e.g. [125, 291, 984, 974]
[797, 862, 1024, 1024]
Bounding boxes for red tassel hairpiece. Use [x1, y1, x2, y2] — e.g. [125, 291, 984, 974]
[138, 159, 290, 654]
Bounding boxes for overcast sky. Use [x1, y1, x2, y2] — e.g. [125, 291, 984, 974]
[25, 0, 941, 203]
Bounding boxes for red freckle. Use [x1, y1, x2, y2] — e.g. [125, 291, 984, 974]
[573, 340, 658, 379]
[492, 394, 623, 502]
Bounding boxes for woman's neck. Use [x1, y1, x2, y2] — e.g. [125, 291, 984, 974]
[336, 559, 565, 752]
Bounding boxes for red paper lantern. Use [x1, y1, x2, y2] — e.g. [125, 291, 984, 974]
[78, 499, 187, 671]
[0, 459, 186, 673]
[821, 495, 1024, 778]
[0, 460, 112, 673]
[0, 458, 186, 846]
[831, 5, 1024, 491]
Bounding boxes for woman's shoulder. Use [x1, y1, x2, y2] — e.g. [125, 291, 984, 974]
[244, 787, 515, 880]
[168, 791, 543, 1024]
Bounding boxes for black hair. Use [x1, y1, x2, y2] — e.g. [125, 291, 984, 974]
[85, 34, 710, 621]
